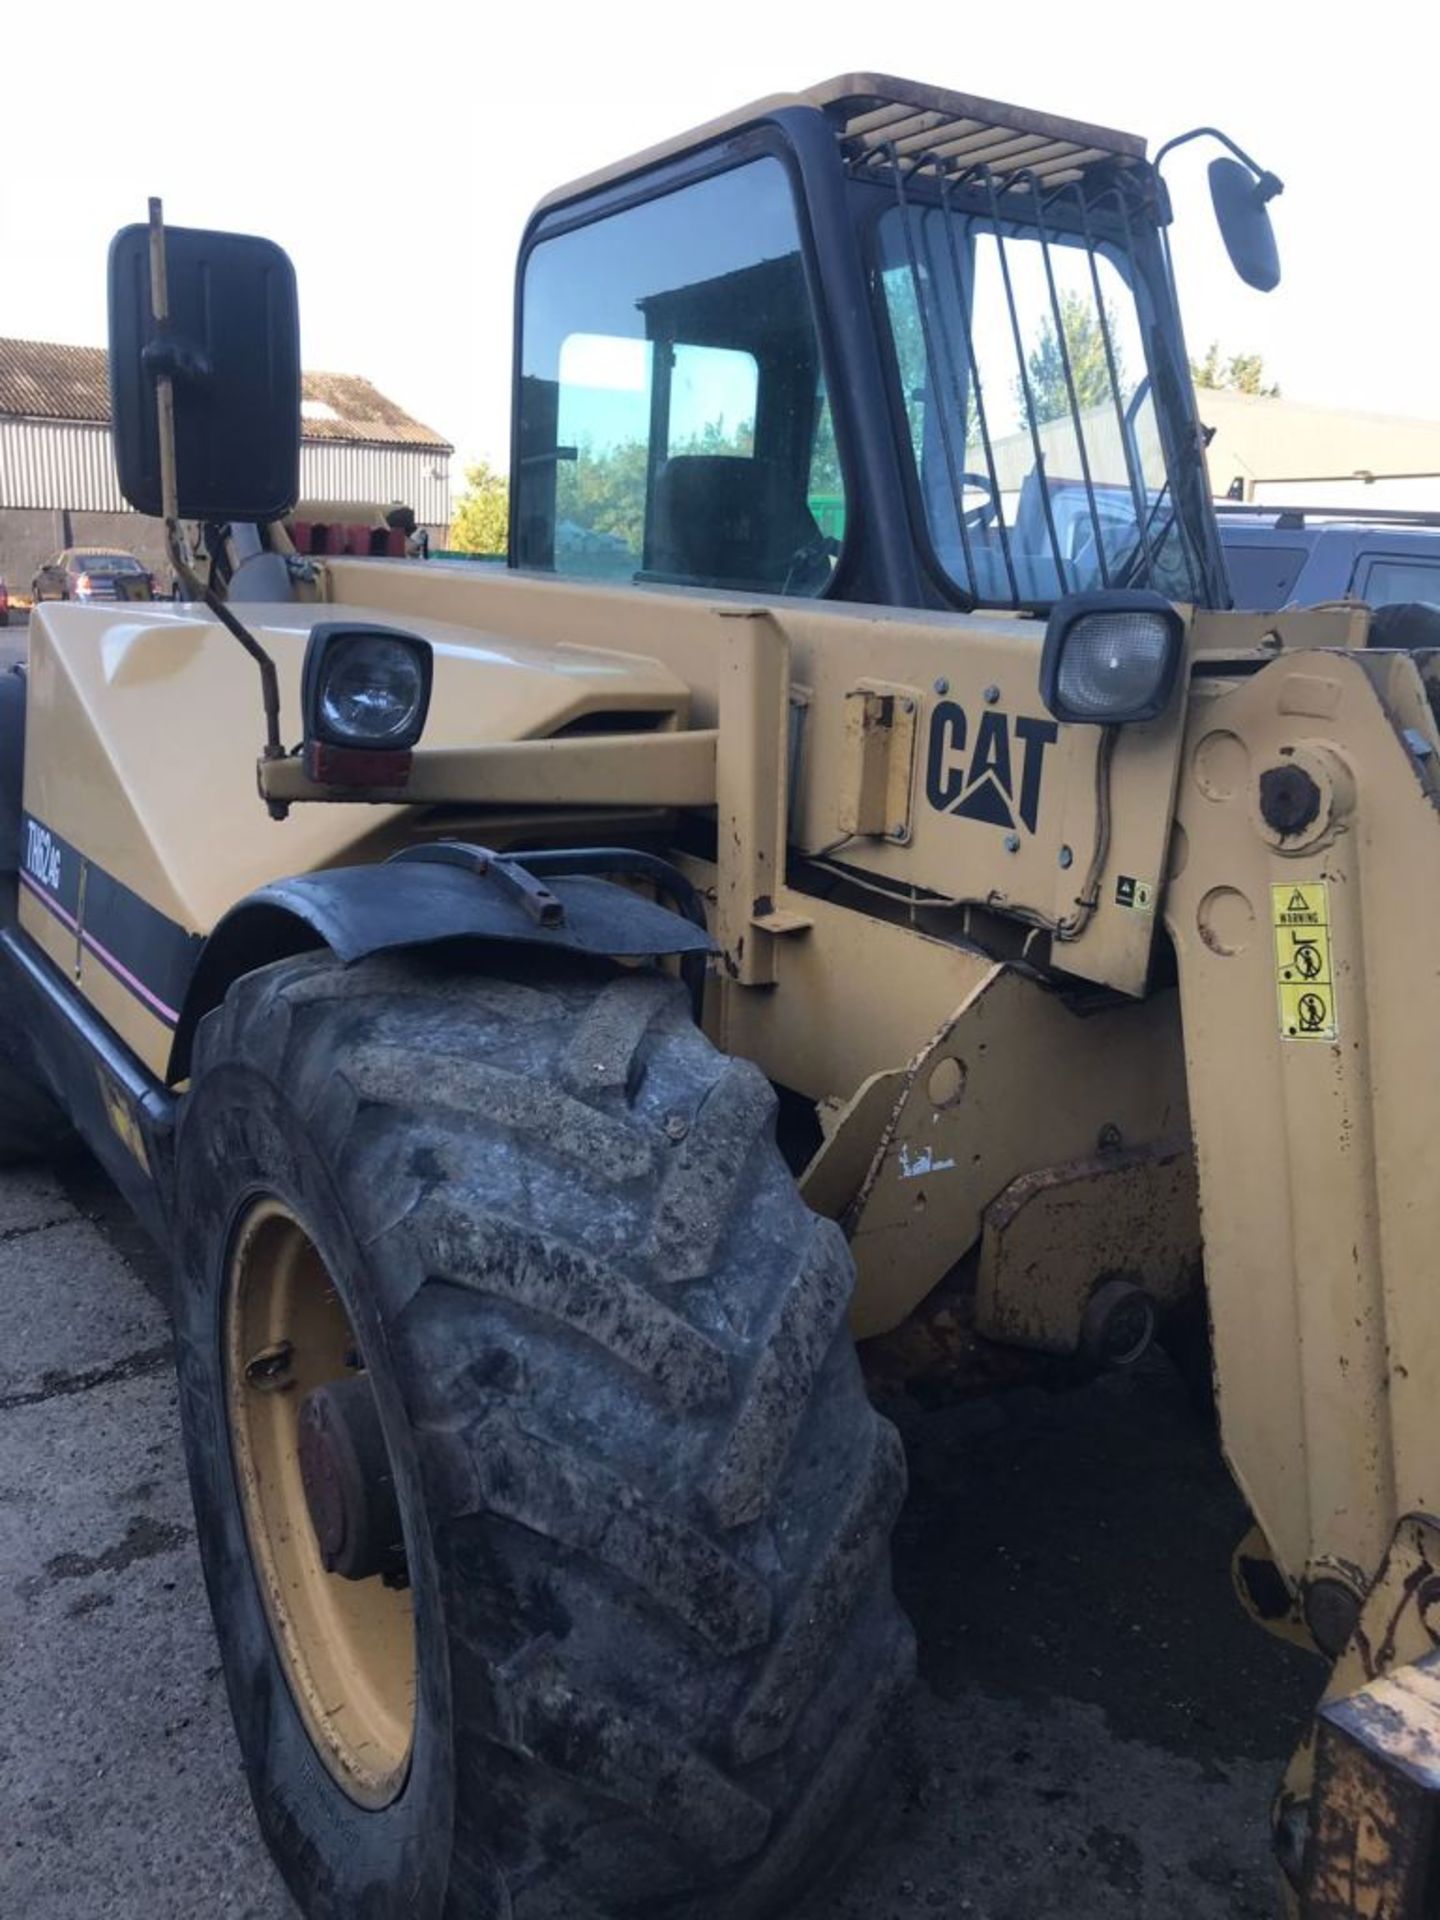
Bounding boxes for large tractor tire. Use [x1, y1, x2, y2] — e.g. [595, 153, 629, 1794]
[173, 947, 913, 1920]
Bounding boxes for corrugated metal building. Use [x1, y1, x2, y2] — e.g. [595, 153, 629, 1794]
[1192, 389, 1440, 511]
[982, 390, 1440, 526]
[0, 338, 452, 588]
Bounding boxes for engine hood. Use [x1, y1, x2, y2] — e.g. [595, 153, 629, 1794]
[23, 596, 692, 942]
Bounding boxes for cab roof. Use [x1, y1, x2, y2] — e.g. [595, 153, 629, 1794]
[537, 72, 1148, 216]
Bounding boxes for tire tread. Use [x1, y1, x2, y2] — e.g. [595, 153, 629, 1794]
[192, 952, 911, 1919]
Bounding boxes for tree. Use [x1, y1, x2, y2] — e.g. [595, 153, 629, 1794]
[448, 459, 509, 554]
[1190, 341, 1280, 397]
[1021, 292, 1127, 425]
[885, 276, 980, 457]
[554, 416, 758, 557]
[556, 438, 651, 552]
[686, 414, 755, 458]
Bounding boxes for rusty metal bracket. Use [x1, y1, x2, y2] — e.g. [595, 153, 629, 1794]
[714, 608, 790, 987]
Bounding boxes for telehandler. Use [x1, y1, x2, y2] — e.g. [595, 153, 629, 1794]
[5, 71, 1437, 1919]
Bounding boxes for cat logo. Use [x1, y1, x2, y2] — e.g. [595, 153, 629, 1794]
[924, 701, 1059, 834]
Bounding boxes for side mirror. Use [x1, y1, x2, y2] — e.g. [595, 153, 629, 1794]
[108, 221, 301, 522]
[1208, 157, 1282, 293]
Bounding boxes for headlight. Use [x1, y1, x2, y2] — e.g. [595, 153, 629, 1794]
[301, 622, 434, 756]
[319, 635, 425, 742]
[1040, 591, 1185, 725]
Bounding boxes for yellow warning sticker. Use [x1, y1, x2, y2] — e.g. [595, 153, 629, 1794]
[1272, 882, 1338, 1041]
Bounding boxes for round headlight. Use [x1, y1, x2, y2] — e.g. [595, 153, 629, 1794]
[1041, 593, 1184, 725]
[318, 633, 427, 744]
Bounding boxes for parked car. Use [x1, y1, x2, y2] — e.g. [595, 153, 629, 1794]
[1217, 505, 1440, 610]
[30, 549, 156, 605]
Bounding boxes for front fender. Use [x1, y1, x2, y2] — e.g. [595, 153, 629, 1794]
[169, 858, 713, 1083]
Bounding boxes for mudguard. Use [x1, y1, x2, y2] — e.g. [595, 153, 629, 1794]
[169, 853, 713, 1082]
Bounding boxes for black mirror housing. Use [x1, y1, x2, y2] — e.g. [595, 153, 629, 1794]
[1208, 157, 1281, 293]
[108, 223, 301, 522]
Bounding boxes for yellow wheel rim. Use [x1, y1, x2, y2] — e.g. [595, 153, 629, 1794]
[225, 1198, 416, 1806]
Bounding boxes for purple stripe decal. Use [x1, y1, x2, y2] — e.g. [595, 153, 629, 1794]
[19, 869, 179, 1026]
[80, 928, 180, 1025]
[20, 867, 79, 932]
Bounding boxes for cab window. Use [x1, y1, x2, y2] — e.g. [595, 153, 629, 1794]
[517, 157, 843, 594]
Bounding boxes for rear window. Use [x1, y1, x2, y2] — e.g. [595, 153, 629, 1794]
[78, 553, 143, 572]
[1223, 543, 1307, 610]
[1357, 554, 1440, 605]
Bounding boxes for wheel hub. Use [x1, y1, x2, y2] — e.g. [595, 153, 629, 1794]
[297, 1376, 406, 1583]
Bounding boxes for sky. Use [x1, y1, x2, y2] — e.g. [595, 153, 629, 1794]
[3, 0, 1437, 485]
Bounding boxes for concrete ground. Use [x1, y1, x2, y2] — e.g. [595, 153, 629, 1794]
[0, 1151, 277, 1919]
[0, 1137, 1323, 1920]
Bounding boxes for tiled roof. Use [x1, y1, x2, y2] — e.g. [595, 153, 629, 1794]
[0, 337, 451, 450]
[0, 339, 110, 424]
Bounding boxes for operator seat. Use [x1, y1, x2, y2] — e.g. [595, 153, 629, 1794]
[647, 454, 831, 594]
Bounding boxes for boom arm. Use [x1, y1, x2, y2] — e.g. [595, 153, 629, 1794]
[1167, 643, 1440, 1636]
[1165, 640, 1440, 1900]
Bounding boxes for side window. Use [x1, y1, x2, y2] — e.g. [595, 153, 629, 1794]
[1223, 542, 1308, 610]
[518, 157, 843, 595]
[1356, 554, 1440, 606]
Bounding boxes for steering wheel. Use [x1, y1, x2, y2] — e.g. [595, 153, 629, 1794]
[957, 470, 1000, 531]
[782, 529, 841, 597]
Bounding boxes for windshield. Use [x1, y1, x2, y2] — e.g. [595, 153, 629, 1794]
[876, 176, 1210, 609]
[78, 553, 143, 572]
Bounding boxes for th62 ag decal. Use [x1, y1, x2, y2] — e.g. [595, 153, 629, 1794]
[24, 817, 63, 893]
[925, 701, 1059, 835]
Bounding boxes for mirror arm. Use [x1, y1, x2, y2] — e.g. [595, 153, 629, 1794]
[1153, 127, 1284, 202]
[146, 198, 287, 812]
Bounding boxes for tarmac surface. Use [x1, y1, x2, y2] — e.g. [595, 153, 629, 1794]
[1, 608, 28, 669]
[0, 603, 1324, 1917]
[0, 1138, 1323, 1920]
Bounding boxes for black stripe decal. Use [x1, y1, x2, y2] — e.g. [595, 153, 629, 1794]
[20, 814, 202, 1028]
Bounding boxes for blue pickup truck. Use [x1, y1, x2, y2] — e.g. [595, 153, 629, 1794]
[1216, 505, 1440, 610]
